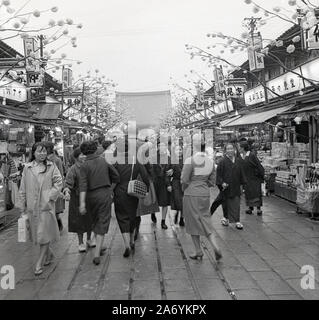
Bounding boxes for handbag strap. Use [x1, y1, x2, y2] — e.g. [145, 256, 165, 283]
[130, 156, 135, 181]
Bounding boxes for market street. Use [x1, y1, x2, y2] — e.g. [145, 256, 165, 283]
[1, 190, 319, 301]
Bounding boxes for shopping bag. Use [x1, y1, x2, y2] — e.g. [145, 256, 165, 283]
[261, 183, 267, 197]
[18, 215, 30, 243]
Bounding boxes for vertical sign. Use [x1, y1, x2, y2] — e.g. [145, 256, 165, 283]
[305, 22, 319, 50]
[24, 38, 40, 72]
[62, 68, 73, 90]
[213, 66, 226, 99]
[248, 32, 264, 72]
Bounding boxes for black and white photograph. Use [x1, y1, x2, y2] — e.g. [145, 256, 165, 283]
[0, 0, 319, 305]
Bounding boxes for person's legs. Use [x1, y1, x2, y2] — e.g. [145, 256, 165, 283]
[134, 216, 141, 241]
[93, 234, 105, 263]
[179, 210, 185, 227]
[36, 243, 49, 272]
[207, 233, 222, 261]
[161, 206, 168, 229]
[78, 233, 84, 245]
[191, 235, 202, 254]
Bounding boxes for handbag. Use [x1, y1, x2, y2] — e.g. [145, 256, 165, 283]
[18, 215, 30, 243]
[127, 157, 147, 199]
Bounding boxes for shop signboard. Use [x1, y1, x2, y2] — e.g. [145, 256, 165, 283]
[213, 99, 233, 114]
[27, 71, 44, 87]
[23, 37, 41, 72]
[248, 33, 265, 72]
[213, 67, 226, 99]
[305, 22, 319, 50]
[0, 77, 27, 102]
[62, 68, 73, 90]
[244, 57, 319, 106]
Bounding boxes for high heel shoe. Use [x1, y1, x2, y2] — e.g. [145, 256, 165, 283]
[93, 257, 100, 265]
[189, 252, 204, 261]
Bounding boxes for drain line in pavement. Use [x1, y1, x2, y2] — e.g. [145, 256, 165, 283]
[94, 221, 119, 300]
[153, 227, 167, 300]
[201, 240, 237, 300]
[169, 219, 203, 300]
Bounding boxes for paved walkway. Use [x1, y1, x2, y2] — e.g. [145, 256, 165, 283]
[1, 191, 319, 300]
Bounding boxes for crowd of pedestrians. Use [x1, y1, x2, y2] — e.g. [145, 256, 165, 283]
[16, 134, 265, 275]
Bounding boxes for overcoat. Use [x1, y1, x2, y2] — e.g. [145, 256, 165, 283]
[18, 161, 63, 245]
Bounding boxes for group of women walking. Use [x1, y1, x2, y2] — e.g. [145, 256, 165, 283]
[17, 136, 264, 275]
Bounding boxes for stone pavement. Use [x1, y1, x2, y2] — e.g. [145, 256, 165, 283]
[1, 191, 319, 300]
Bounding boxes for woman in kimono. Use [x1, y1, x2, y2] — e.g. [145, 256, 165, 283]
[216, 143, 247, 230]
[113, 139, 150, 258]
[168, 145, 184, 227]
[182, 142, 222, 261]
[64, 148, 93, 253]
[79, 141, 120, 266]
[18, 142, 63, 276]
[239, 141, 265, 216]
[152, 142, 172, 230]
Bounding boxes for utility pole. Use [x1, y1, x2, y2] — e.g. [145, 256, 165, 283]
[96, 90, 99, 127]
[61, 65, 65, 114]
[80, 82, 85, 123]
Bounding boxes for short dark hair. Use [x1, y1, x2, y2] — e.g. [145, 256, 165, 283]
[45, 141, 55, 155]
[102, 140, 113, 151]
[98, 136, 104, 145]
[80, 141, 97, 156]
[72, 148, 82, 160]
[240, 141, 250, 152]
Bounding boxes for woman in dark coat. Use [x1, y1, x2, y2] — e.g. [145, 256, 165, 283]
[239, 141, 265, 216]
[168, 145, 184, 226]
[152, 142, 172, 230]
[114, 140, 150, 258]
[79, 141, 120, 266]
[216, 143, 247, 230]
[64, 148, 93, 253]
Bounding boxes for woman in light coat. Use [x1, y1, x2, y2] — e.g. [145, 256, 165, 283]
[18, 142, 63, 276]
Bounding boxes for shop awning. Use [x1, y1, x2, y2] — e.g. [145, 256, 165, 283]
[280, 105, 319, 116]
[32, 104, 61, 120]
[220, 116, 241, 127]
[223, 106, 293, 127]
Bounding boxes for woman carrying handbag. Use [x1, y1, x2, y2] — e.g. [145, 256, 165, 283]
[114, 139, 150, 258]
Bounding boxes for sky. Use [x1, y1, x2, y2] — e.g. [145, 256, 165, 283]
[4, 0, 301, 93]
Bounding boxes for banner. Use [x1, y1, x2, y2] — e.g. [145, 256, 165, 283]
[62, 68, 73, 90]
[23, 37, 41, 72]
[248, 32, 264, 72]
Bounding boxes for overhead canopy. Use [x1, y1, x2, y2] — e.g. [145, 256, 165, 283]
[223, 106, 293, 128]
[220, 116, 241, 127]
[280, 105, 319, 116]
[32, 104, 61, 120]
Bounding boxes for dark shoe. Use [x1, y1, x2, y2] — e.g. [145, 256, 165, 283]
[130, 243, 135, 251]
[257, 210, 263, 216]
[151, 214, 157, 224]
[245, 209, 253, 215]
[100, 247, 107, 256]
[57, 219, 63, 232]
[123, 248, 131, 258]
[93, 257, 100, 266]
[179, 218, 185, 227]
[161, 221, 168, 230]
[214, 250, 223, 262]
[189, 252, 204, 261]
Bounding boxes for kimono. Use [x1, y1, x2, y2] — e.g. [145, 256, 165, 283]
[168, 160, 184, 211]
[65, 163, 92, 234]
[216, 156, 247, 223]
[18, 161, 63, 245]
[241, 151, 265, 208]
